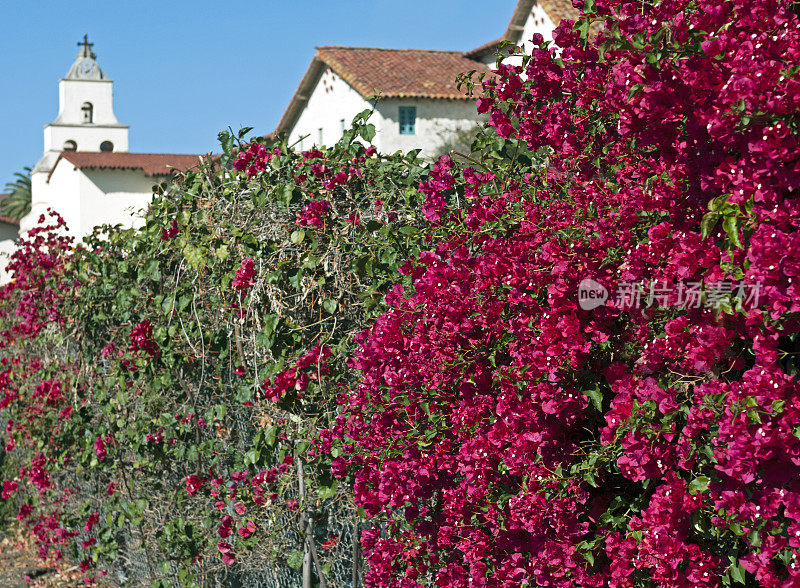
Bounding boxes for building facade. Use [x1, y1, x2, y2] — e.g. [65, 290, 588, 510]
[19, 37, 201, 240]
[275, 47, 492, 158]
[274, 1, 579, 157]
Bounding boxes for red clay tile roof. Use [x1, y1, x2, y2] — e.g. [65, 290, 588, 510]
[276, 47, 492, 136]
[316, 47, 490, 100]
[538, 0, 580, 27]
[54, 151, 204, 180]
[465, 37, 507, 60]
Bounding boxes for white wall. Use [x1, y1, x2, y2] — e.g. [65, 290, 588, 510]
[0, 239, 17, 285]
[288, 66, 482, 159]
[288, 67, 372, 151]
[373, 98, 481, 158]
[477, 5, 559, 69]
[43, 124, 129, 155]
[506, 5, 559, 68]
[22, 163, 155, 240]
[78, 169, 154, 235]
[55, 79, 120, 126]
[44, 79, 129, 153]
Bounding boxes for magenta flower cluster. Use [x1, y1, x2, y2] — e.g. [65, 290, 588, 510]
[335, 0, 800, 585]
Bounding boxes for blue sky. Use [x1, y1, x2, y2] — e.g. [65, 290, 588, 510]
[0, 1, 513, 186]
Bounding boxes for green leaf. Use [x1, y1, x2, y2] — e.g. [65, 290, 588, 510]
[244, 449, 260, 466]
[688, 476, 709, 495]
[290, 230, 306, 244]
[700, 212, 721, 238]
[153, 325, 167, 345]
[322, 299, 338, 314]
[583, 388, 603, 412]
[234, 385, 253, 403]
[729, 561, 746, 584]
[257, 314, 281, 350]
[359, 124, 377, 143]
[215, 244, 229, 261]
[279, 183, 295, 206]
[286, 549, 305, 570]
[722, 216, 743, 248]
[183, 244, 206, 270]
[353, 108, 373, 125]
[217, 131, 234, 168]
[143, 259, 161, 281]
[318, 480, 339, 500]
[583, 471, 598, 488]
[264, 425, 277, 447]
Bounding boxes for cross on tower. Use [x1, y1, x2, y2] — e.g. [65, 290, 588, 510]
[77, 34, 94, 58]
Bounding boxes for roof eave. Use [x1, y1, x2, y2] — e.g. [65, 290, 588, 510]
[504, 0, 536, 45]
[465, 37, 505, 60]
[274, 55, 327, 136]
[46, 152, 67, 184]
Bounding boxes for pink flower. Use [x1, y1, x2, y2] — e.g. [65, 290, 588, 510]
[296, 200, 331, 228]
[232, 258, 256, 292]
[128, 320, 158, 357]
[185, 475, 203, 496]
[84, 512, 100, 533]
[81, 538, 96, 549]
[93, 436, 107, 460]
[237, 520, 257, 538]
[16, 504, 31, 520]
[321, 535, 338, 550]
[160, 219, 181, 241]
[331, 457, 347, 479]
[1, 480, 18, 499]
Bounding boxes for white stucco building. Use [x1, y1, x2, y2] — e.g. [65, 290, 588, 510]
[274, 1, 579, 157]
[19, 37, 202, 240]
[0, 37, 203, 283]
[275, 47, 492, 158]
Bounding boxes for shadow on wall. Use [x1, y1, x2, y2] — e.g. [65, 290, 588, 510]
[432, 120, 485, 160]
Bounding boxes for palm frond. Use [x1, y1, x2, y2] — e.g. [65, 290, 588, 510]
[1, 166, 32, 220]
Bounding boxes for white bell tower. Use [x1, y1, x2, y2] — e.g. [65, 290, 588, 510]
[42, 35, 129, 155]
[25, 36, 132, 236]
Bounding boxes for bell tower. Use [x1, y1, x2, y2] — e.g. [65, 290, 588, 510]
[42, 35, 129, 155]
[25, 36, 132, 236]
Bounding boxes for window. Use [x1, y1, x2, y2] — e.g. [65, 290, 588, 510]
[63, 140, 77, 151]
[318, 128, 324, 146]
[100, 141, 114, 152]
[81, 102, 93, 124]
[399, 106, 416, 135]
